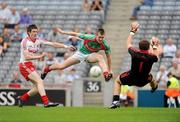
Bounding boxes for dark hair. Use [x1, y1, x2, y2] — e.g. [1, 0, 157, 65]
[97, 28, 105, 35]
[167, 72, 173, 77]
[139, 39, 150, 50]
[167, 72, 172, 77]
[27, 24, 38, 33]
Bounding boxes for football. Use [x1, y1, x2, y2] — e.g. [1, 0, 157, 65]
[90, 66, 102, 77]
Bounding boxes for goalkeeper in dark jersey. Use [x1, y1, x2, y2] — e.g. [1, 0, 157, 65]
[109, 22, 162, 109]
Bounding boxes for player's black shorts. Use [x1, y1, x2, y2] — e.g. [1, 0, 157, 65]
[119, 71, 153, 87]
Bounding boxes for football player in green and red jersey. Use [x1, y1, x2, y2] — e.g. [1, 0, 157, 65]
[41, 28, 113, 81]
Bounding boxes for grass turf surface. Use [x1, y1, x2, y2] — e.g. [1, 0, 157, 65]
[0, 106, 179, 122]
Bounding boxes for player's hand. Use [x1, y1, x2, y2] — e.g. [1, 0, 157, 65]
[131, 22, 139, 33]
[66, 45, 77, 51]
[151, 36, 159, 45]
[151, 36, 159, 49]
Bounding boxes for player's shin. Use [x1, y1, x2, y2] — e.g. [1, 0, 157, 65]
[98, 60, 112, 81]
[27, 86, 39, 96]
[36, 81, 49, 105]
[114, 77, 121, 96]
[49, 62, 67, 70]
[98, 59, 108, 73]
[109, 78, 121, 109]
[35, 81, 59, 107]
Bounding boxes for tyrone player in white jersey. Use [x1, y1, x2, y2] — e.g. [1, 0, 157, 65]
[18, 24, 76, 107]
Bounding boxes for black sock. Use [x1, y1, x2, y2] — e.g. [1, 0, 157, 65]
[113, 95, 119, 101]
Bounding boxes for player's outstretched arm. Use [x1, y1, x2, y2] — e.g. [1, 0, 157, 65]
[46, 41, 76, 51]
[127, 22, 139, 49]
[23, 50, 46, 60]
[69, 36, 84, 42]
[56, 28, 81, 37]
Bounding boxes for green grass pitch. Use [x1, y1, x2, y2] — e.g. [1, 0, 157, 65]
[0, 106, 179, 122]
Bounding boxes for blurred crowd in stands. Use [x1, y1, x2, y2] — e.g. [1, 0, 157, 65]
[130, 0, 154, 20]
[152, 37, 180, 90]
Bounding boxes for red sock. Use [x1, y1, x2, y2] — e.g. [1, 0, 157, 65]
[44, 66, 51, 73]
[41, 95, 49, 105]
[20, 93, 29, 101]
[103, 71, 109, 77]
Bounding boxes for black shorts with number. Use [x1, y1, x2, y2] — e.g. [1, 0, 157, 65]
[119, 71, 153, 87]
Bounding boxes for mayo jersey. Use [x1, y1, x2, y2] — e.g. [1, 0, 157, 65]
[77, 33, 111, 55]
[20, 37, 49, 63]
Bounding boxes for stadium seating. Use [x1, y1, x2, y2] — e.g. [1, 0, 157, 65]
[0, 0, 110, 83]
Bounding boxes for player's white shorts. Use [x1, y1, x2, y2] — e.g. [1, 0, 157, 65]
[71, 51, 91, 63]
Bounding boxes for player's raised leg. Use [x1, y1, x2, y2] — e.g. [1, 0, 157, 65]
[41, 56, 80, 79]
[86, 53, 112, 81]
